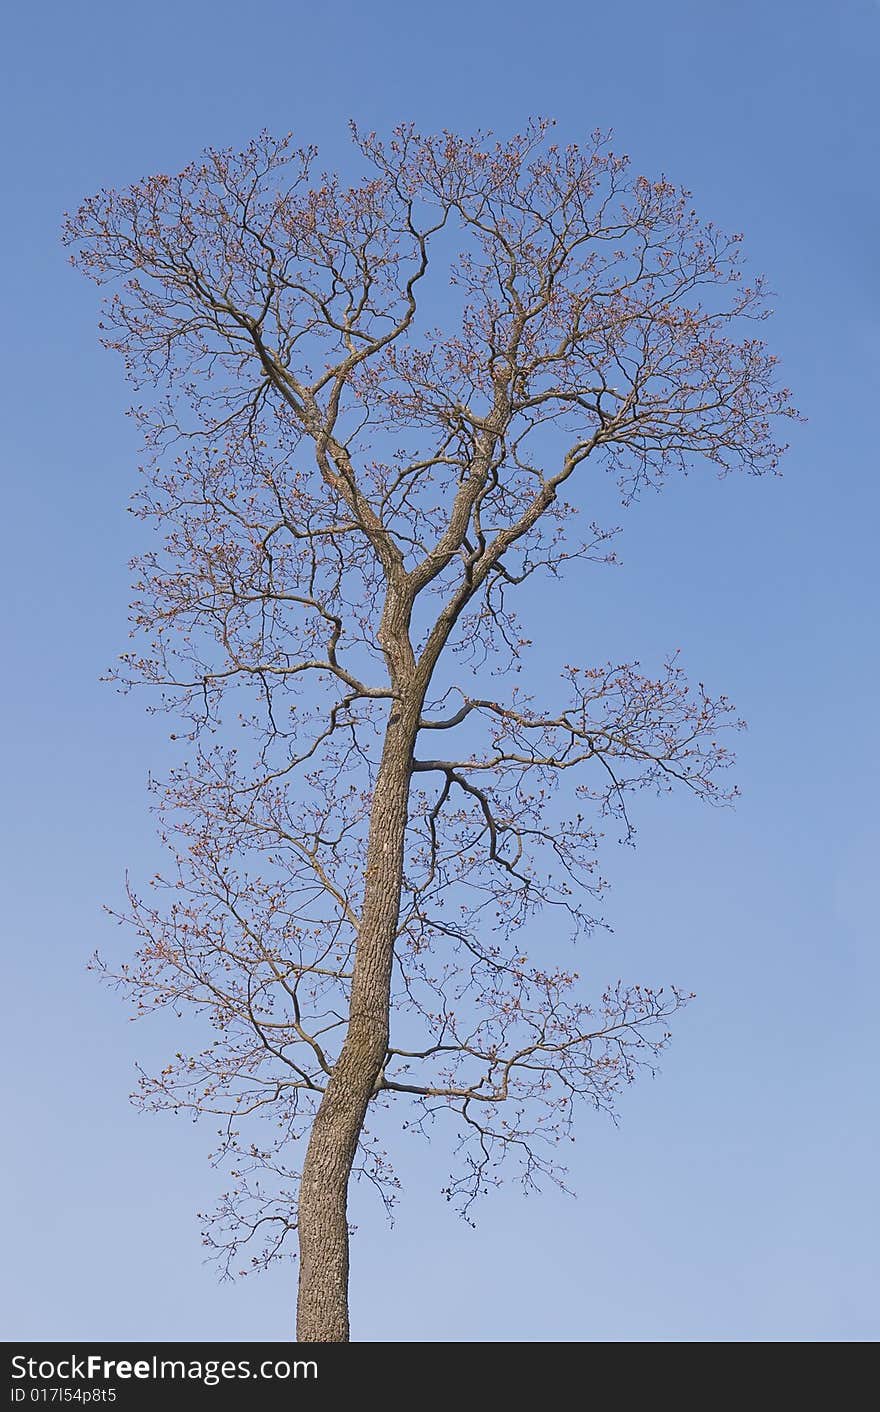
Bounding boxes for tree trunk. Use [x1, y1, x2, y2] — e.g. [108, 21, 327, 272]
[295, 698, 419, 1341]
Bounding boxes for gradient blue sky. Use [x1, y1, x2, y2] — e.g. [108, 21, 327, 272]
[2, 0, 877, 1343]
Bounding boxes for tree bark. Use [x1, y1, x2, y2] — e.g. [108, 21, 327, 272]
[295, 696, 419, 1341]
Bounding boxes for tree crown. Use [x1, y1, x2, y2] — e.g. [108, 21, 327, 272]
[66, 120, 795, 1273]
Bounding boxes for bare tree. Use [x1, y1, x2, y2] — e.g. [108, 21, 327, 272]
[65, 121, 794, 1342]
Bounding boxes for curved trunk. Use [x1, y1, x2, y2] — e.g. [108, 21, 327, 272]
[296, 699, 419, 1341]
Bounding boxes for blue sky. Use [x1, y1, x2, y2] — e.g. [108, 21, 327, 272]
[1, 0, 877, 1342]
